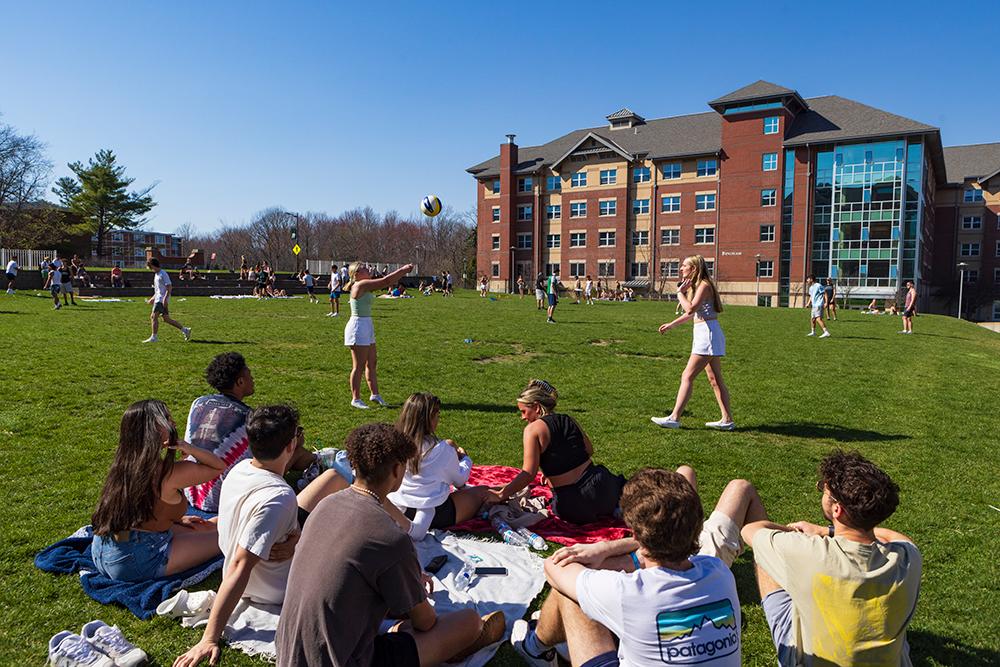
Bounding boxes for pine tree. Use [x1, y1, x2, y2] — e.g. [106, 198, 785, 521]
[52, 149, 156, 258]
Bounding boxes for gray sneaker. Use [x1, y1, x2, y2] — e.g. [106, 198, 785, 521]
[81, 621, 147, 667]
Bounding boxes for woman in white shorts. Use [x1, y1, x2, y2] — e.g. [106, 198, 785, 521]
[344, 261, 414, 409]
[651, 254, 734, 431]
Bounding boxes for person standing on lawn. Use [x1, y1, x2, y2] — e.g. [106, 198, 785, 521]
[5, 257, 17, 294]
[546, 268, 561, 323]
[144, 257, 190, 343]
[900, 280, 917, 334]
[807, 275, 831, 338]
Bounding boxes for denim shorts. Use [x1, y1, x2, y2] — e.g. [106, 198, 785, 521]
[92, 530, 172, 581]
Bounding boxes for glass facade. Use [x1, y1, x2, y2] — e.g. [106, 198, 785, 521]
[811, 139, 925, 293]
[780, 149, 794, 306]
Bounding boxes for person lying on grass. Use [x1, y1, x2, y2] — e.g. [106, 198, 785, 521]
[514, 465, 768, 667]
[173, 404, 348, 667]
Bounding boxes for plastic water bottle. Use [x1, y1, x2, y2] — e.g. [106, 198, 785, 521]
[454, 561, 476, 592]
[491, 516, 529, 547]
[517, 527, 546, 551]
[463, 338, 473, 344]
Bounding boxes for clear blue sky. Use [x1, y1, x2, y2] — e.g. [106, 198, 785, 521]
[2, 1, 997, 235]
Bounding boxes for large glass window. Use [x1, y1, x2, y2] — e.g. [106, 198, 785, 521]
[633, 167, 650, 183]
[571, 171, 587, 187]
[569, 261, 586, 278]
[599, 200, 617, 216]
[763, 116, 780, 135]
[546, 176, 561, 191]
[570, 202, 587, 218]
[762, 152, 778, 171]
[632, 198, 650, 215]
[697, 159, 717, 177]
[695, 193, 716, 211]
[599, 169, 617, 185]
[662, 163, 681, 179]
[661, 195, 680, 213]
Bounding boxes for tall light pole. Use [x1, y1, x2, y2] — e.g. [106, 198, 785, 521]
[284, 211, 303, 273]
[957, 261, 968, 319]
[755, 253, 761, 306]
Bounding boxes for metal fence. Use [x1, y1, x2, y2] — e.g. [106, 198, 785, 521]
[1, 248, 58, 270]
[303, 259, 415, 276]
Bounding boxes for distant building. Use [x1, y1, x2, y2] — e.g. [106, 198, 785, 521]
[95, 229, 182, 267]
[467, 80, 1000, 319]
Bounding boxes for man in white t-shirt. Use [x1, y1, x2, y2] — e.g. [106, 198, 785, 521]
[173, 404, 348, 667]
[144, 257, 190, 343]
[5, 258, 17, 294]
[515, 467, 767, 667]
[806, 275, 830, 338]
[327, 264, 343, 317]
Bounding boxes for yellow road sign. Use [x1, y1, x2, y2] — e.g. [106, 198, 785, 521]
[292, 244, 301, 255]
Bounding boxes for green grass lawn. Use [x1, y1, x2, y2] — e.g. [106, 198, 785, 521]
[2, 289, 998, 666]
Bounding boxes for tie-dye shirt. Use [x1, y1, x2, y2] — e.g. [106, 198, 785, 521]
[577, 555, 741, 666]
[182, 393, 252, 512]
[752, 530, 921, 666]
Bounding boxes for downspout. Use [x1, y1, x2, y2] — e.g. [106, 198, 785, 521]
[715, 150, 722, 287]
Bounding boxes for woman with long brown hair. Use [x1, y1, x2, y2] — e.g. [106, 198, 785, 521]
[90, 399, 226, 581]
[387, 392, 491, 540]
[652, 254, 734, 430]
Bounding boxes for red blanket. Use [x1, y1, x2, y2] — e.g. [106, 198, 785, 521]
[451, 465, 629, 546]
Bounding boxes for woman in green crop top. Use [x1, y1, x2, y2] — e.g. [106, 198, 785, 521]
[344, 261, 414, 409]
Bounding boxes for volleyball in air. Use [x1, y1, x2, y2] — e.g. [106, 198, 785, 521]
[420, 194, 443, 217]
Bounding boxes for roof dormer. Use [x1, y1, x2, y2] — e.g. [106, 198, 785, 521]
[606, 108, 645, 130]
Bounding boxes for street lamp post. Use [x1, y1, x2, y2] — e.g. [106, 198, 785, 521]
[284, 211, 303, 273]
[755, 253, 761, 306]
[957, 261, 968, 319]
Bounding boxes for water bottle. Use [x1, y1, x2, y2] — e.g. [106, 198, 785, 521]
[454, 561, 476, 592]
[517, 526, 546, 551]
[491, 516, 529, 547]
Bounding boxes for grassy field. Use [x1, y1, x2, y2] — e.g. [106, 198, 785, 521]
[2, 289, 998, 666]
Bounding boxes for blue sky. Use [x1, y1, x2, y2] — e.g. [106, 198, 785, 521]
[2, 1, 997, 234]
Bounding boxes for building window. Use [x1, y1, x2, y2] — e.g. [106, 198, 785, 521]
[546, 176, 561, 191]
[598, 261, 615, 277]
[492, 180, 500, 194]
[632, 230, 649, 246]
[517, 177, 533, 193]
[630, 262, 649, 277]
[994, 268, 1000, 283]
[632, 198, 650, 215]
[763, 116, 780, 135]
[960, 242, 980, 257]
[491, 235, 500, 251]
[660, 260, 679, 278]
[695, 227, 715, 244]
[547, 205, 561, 220]
[761, 189, 777, 207]
[662, 163, 681, 179]
[132, 248, 143, 258]
[491, 262, 500, 277]
[963, 188, 984, 203]
[546, 234, 561, 248]
[660, 228, 679, 245]
[996, 240, 1000, 257]
[757, 260, 774, 278]
[155, 234, 166, 245]
[962, 215, 982, 230]
[491, 206, 500, 222]
[598, 231, 616, 247]
[760, 224, 775, 242]
[695, 193, 716, 211]
[661, 195, 680, 213]
[516, 233, 532, 249]
[571, 171, 587, 187]
[599, 200, 617, 216]
[705, 259, 714, 276]
[111, 232, 124, 242]
[762, 152, 778, 171]
[599, 169, 617, 185]
[964, 269, 979, 283]
[545, 263, 560, 276]
[697, 159, 717, 177]
[994, 301, 1000, 321]
[517, 204, 532, 221]
[569, 261, 586, 278]
[633, 167, 650, 183]
[758, 295, 773, 307]
[570, 232, 587, 247]
[570, 202, 587, 218]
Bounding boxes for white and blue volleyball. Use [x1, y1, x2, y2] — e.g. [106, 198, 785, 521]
[420, 195, 442, 217]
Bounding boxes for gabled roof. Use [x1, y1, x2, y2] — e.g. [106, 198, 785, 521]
[942, 142, 1000, 185]
[550, 132, 634, 169]
[784, 96, 937, 146]
[606, 108, 644, 122]
[709, 80, 799, 106]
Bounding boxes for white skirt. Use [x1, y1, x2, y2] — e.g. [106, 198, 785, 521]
[344, 316, 375, 346]
[692, 319, 725, 356]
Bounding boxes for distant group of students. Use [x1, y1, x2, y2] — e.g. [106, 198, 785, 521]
[86, 347, 922, 667]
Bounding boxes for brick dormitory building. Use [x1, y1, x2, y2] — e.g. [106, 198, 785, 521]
[467, 80, 1000, 320]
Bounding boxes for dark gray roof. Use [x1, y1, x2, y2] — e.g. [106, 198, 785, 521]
[784, 96, 937, 146]
[942, 143, 1000, 185]
[708, 80, 799, 106]
[606, 108, 643, 121]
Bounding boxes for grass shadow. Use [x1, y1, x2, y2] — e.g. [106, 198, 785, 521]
[189, 339, 255, 345]
[830, 335, 882, 340]
[745, 422, 910, 442]
[906, 629, 1000, 667]
[0, 310, 24, 314]
[913, 332, 971, 341]
[445, 402, 588, 414]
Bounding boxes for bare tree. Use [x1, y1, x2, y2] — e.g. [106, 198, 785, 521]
[174, 222, 194, 256]
[0, 119, 55, 246]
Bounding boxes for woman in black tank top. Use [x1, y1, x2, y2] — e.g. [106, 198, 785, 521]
[495, 380, 625, 525]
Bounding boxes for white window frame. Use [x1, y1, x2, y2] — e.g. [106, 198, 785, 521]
[492, 180, 500, 194]
[570, 202, 587, 218]
[491, 261, 500, 277]
[598, 231, 616, 248]
[571, 171, 587, 187]
[661, 195, 680, 213]
[763, 116, 780, 135]
[598, 261, 615, 277]
[695, 227, 716, 245]
[633, 167, 650, 183]
[660, 260, 679, 278]
[546, 204, 561, 220]
[964, 269, 979, 283]
[696, 159, 717, 177]
[599, 169, 617, 185]
[546, 234, 561, 249]
[662, 162, 681, 179]
[660, 228, 680, 246]
[491, 206, 500, 222]
[761, 189, 777, 207]
[960, 242, 980, 257]
[757, 260, 774, 278]
[599, 199, 617, 217]
[695, 193, 716, 211]
[546, 176, 561, 191]
[569, 261, 586, 278]
[762, 152, 778, 171]
[632, 230, 649, 246]
[630, 262, 648, 278]
[632, 198, 650, 215]
[962, 215, 982, 230]
[491, 234, 500, 251]
[760, 224, 775, 242]
[570, 232, 587, 248]
[963, 188, 984, 203]
[517, 204, 532, 221]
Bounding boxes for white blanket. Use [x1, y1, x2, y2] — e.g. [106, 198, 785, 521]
[159, 531, 545, 665]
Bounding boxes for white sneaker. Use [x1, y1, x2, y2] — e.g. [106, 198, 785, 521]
[142, 336, 157, 343]
[705, 420, 736, 431]
[369, 394, 387, 406]
[325, 312, 335, 317]
[350, 399, 369, 409]
[81, 621, 147, 666]
[651, 416, 680, 429]
[819, 331, 830, 338]
[48, 631, 114, 667]
[898, 330, 907, 334]
[806, 331, 815, 336]
[511, 619, 557, 667]
[54, 304, 62, 310]
[905, 330, 913, 334]
[5, 288, 13, 294]
[182, 327, 192, 341]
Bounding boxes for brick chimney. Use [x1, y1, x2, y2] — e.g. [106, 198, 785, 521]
[498, 135, 518, 285]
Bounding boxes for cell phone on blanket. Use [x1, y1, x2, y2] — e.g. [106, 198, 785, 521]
[424, 555, 448, 574]
[474, 567, 508, 576]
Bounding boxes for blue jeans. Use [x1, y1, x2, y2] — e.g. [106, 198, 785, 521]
[92, 530, 172, 581]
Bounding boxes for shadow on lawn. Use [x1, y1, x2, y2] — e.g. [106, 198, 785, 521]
[189, 339, 255, 345]
[906, 629, 1000, 667]
[745, 422, 910, 443]
[444, 401, 588, 414]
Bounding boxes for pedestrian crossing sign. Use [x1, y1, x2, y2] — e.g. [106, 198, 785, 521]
[292, 244, 301, 255]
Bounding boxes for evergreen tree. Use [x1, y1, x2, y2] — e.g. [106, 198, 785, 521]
[52, 149, 156, 257]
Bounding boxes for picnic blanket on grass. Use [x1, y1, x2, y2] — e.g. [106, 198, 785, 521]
[160, 530, 546, 666]
[453, 465, 630, 545]
[34, 508, 224, 620]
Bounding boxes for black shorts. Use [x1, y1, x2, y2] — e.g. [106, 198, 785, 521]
[552, 464, 625, 525]
[5, 272, 14, 281]
[153, 302, 169, 316]
[903, 308, 914, 318]
[403, 495, 458, 529]
[306, 286, 315, 295]
[372, 631, 419, 667]
[297, 506, 310, 528]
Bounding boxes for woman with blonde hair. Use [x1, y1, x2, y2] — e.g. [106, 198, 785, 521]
[387, 392, 492, 540]
[652, 254, 734, 430]
[344, 261, 414, 409]
[495, 379, 625, 524]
